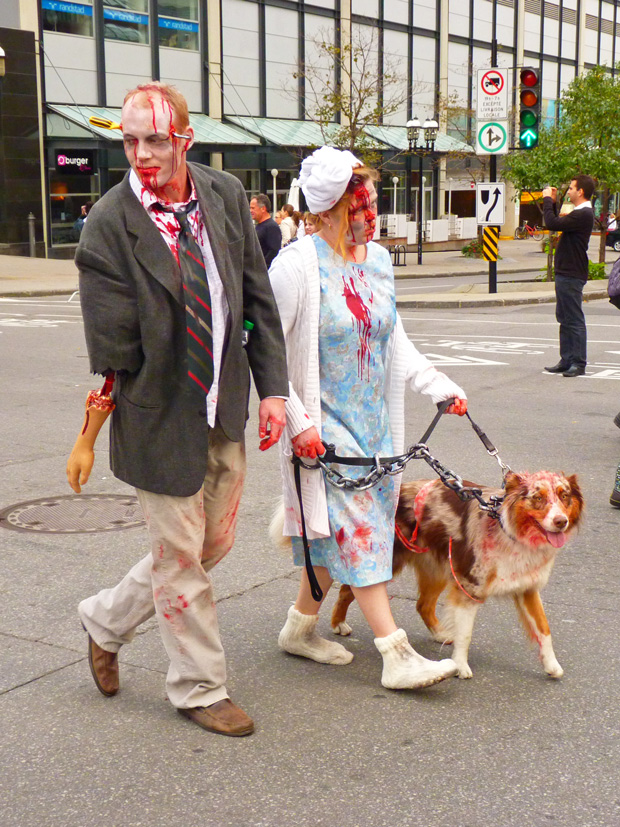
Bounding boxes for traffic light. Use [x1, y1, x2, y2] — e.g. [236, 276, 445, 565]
[519, 67, 541, 149]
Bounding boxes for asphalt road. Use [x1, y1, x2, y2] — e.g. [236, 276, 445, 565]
[2, 295, 620, 827]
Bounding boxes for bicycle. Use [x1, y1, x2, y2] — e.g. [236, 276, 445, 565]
[514, 221, 544, 241]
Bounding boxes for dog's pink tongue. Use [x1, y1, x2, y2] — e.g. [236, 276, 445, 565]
[545, 530, 566, 548]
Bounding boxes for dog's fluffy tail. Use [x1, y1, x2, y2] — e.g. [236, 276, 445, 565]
[269, 498, 292, 551]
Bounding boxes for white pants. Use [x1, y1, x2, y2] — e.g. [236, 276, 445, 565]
[78, 425, 246, 709]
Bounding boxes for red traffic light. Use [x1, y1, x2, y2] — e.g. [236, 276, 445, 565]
[520, 68, 539, 87]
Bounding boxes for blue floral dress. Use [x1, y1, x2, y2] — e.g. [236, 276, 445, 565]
[291, 235, 397, 586]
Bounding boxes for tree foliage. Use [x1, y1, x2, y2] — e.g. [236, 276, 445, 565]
[503, 64, 620, 264]
[289, 27, 410, 165]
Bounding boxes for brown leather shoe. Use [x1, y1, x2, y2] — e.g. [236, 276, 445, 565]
[179, 698, 254, 737]
[87, 633, 119, 697]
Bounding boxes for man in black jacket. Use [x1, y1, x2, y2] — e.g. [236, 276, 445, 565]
[542, 175, 595, 377]
[250, 193, 282, 267]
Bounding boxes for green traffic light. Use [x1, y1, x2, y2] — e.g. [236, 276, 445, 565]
[519, 128, 538, 148]
[520, 111, 537, 127]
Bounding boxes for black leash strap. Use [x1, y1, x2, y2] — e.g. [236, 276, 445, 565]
[294, 458, 324, 602]
[465, 411, 497, 454]
[419, 398, 456, 445]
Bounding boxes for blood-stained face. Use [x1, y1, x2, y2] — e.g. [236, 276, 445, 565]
[121, 91, 194, 202]
[346, 181, 378, 246]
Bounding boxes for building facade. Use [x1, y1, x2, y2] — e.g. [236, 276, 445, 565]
[1, 0, 620, 254]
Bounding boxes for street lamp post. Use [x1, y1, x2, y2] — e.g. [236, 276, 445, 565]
[406, 116, 438, 265]
[391, 176, 399, 214]
[271, 168, 278, 215]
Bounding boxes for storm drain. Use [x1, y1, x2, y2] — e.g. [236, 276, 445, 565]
[0, 494, 145, 534]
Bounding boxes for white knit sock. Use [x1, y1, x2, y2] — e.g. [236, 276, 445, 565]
[374, 628, 457, 689]
[278, 606, 353, 665]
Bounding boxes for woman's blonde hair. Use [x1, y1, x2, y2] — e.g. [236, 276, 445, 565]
[324, 166, 380, 259]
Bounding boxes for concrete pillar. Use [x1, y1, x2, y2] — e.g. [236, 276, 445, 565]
[437, 0, 450, 218]
[206, 0, 223, 121]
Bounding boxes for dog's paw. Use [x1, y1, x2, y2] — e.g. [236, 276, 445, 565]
[455, 662, 473, 679]
[332, 621, 353, 636]
[430, 627, 453, 645]
[544, 659, 564, 679]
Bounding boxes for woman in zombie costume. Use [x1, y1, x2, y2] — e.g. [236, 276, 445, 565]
[270, 146, 468, 690]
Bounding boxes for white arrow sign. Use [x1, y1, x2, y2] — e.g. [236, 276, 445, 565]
[476, 121, 509, 155]
[476, 183, 506, 226]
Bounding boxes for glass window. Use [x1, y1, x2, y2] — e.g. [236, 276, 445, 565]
[158, 0, 198, 50]
[42, 0, 94, 37]
[103, 2, 149, 43]
[49, 170, 100, 246]
[158, 18, 199, 50]
[227, 169, 260, 199]
[158, 0, 198, 18]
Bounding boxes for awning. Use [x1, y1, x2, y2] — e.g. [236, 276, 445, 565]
[225, 116, 388, 150]
[46, 104, 260, 145]
[226, 116, 337, 147]
[365, 124, 473, 154]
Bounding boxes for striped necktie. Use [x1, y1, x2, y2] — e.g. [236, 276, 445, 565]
[158, 202, 214, 395]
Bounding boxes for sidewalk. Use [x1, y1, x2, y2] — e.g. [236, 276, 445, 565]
[0, 238, 613, 307]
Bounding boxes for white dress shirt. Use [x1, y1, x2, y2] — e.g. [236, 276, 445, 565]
[129, 169, 229, 428]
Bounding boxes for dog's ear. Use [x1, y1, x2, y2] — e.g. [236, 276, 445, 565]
[566, 473, 585, 511]
[503, 472, 526, 494]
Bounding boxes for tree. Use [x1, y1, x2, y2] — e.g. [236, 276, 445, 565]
[288, 26, 411, 165]
[503, 123, 580, 278]
[559, 65, 620, 263]
[504, 64, 620, 272]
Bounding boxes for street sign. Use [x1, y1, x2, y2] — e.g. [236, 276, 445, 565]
[476, 183, 506, 226]
[477, 68, 508, 120]
[482, 226, 500, 261]
[476, 121, 508, 155]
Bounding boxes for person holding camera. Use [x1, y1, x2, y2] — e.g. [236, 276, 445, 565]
[542, 176, 595, 378]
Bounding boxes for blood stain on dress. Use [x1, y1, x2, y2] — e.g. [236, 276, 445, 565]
[342, 274, 374, 380]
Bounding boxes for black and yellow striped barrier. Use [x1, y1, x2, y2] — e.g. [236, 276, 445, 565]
[482, 227, 499, 261]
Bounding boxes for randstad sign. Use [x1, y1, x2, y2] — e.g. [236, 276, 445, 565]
[55, 150, 96, 174]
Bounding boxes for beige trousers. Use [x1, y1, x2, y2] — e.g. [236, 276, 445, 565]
[78, 425, 246, 709]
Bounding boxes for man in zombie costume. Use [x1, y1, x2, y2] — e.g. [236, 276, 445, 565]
[67, 82, 288, 737]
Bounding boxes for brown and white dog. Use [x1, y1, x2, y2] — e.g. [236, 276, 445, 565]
[331, 472, 584, 679]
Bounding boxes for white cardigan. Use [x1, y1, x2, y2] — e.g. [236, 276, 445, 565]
[269, 235, 466, 539]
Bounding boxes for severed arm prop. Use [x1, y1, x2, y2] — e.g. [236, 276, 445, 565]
[66, 373, 115, 493]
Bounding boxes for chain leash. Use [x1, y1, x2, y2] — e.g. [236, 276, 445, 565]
[293, 401, 510, 518]
[291, 400, 510, 603]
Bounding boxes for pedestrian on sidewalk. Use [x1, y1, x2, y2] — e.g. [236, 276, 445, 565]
[66, 82, 288, 737]
[542, 175, 595, 378]
[279, 203, 298, 246]
[269, 145, 468, 690]
[250, 193, 282, 268]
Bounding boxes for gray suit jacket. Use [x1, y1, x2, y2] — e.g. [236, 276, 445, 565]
[76, 163, 288, 496]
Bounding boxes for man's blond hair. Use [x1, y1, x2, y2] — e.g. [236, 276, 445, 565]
[122, 81, 190, 132]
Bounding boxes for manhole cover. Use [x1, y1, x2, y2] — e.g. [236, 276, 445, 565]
[0, 494, 145, 534]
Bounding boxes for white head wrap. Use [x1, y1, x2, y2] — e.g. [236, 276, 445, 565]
[298, 146, 363, 214]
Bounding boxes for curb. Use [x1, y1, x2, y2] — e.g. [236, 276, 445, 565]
[393, 266, 543, 280]
[0, 289, 78, 298]
[396, 288, 610, 309]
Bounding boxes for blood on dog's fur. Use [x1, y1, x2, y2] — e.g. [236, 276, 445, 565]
[331, 471, 584, 679]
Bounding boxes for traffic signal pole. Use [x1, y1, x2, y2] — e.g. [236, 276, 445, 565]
[489, 39, 498, 294]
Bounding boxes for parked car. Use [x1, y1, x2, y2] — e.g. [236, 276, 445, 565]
[606, 228, 620, 252]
